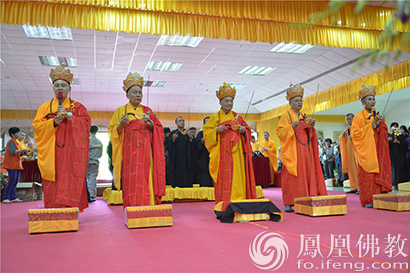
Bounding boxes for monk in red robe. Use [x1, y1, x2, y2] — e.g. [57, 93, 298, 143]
[33, 66, 91, 211]
[203, 83, 257, 213]
[276, 84, 327, 212]
[351, 84, 392, 208]
[108, 72, 165, 207]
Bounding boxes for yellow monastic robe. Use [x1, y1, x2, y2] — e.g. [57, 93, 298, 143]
[16, 139, 27, 159]
[32, 98, 71, 181]
[276, 109, 299, 176]
[203, 109, 247, 201]
[351, 108, 379, 173]
[252, 142, 260, 152]
[339, 129, 359, 189]
[108, 103, 156, 205]
[16, 139, 27, 150]
[260, 138, 278, 184]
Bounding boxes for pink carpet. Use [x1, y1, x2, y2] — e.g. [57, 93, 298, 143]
[1, 188, 409, 272]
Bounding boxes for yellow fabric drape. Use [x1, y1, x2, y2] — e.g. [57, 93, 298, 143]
[2, 1, 409, 51]
[103, 185, 265, 204]
[260, 60, 410, 121]
[36, 1, 409, 32]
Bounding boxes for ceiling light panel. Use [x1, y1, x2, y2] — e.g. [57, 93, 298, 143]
[39, 56, 77, 67]
[158, 35, 203, 47]
[23, 24, 72, 40]
[270, 42, 314, 54]
[238, 66, 276, 76]
[218, 83, 247, 90]
[23, 25, 49, 39]
[146, 61, 182, 71]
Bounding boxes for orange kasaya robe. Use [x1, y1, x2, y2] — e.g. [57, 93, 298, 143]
[260, 138, 278, 185]
[276, 109, 327, 206]
[339, 128, 359, 190]
[108, 103, 166, 207]
[351, 108, 392, 207]
[33, 98, 91, 211]
[203, 109, 257, 212]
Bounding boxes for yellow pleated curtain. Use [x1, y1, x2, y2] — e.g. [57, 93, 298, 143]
[1, 1, 409, 51]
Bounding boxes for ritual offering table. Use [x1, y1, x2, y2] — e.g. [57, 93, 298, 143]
[373, 193, 410, 212]
[124, 204, 173, 229]
[28, 208, 79, 234]
[294, 195, 347, 216]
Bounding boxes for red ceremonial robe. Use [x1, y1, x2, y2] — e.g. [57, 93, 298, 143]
[34, 99, 91, 211]
[122, 106, 166, 207]
[212, 113, 257, 212]
[357, 121, 392, 206]
[280, 119, 327, 206]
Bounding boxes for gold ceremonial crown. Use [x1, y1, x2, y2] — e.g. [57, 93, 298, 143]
[358, 83, 376, 100]
[50, 66, 73, 84]
[123, 72, 144, 92]
[216, 82, 236, 100]
[286, 83, 304, 101]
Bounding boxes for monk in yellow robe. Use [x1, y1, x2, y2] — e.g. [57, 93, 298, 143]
[251, 136, 260, 152]
[33, 66, 91, 211]
[351, 84, 392, 208]
[203, 83, 257, 214]
[259, 131, 278, 185]
[276, 84, 327, 212]
[108, 72, 166, 207]
[339, 113, 359, 194]
[16, 132, 27, 150]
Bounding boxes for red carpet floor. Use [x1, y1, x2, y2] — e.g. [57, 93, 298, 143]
[1, 188, 409, 273]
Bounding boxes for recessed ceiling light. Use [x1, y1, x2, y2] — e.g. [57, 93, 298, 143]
[218, 83, 246, 90]
[23, 24, 72, 40]
[158, 35, 203, 47]
[47, 26, 73, 40]
[152, 81, 168, 87]
[146, 61, 182, 72]
[39, 56, 77, 67]
[143, 81, 168, 87]
[239, 66, 275, 76]
[270, 42, 314, 54]
[23, 25, 49, 39]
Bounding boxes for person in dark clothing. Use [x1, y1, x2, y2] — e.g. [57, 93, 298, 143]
[323, 138, 335, 179]
[164, 127, 172, 186]
[189, 127, 198, 185]
[168, 117, 193, 188]
[389, 123, 410, 190]
[195, 117, 214, 187]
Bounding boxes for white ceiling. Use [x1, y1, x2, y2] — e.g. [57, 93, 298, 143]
[1, 23, 409, 114]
